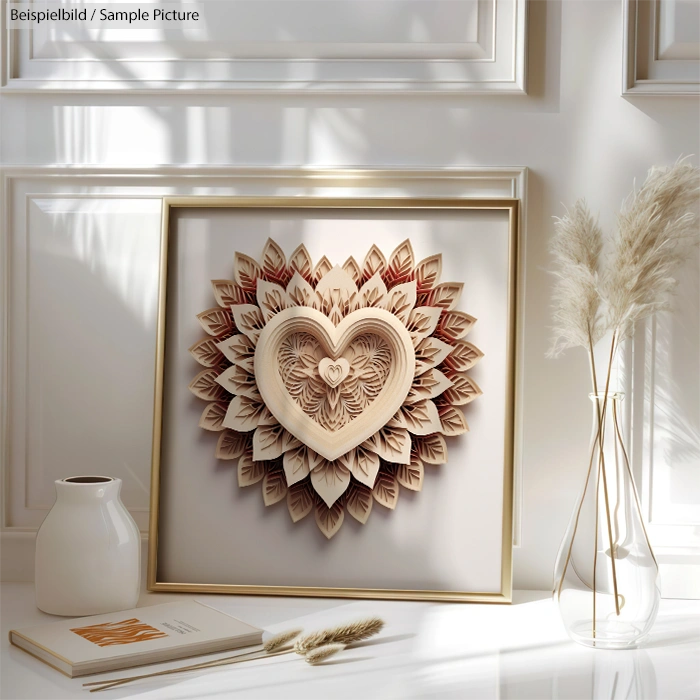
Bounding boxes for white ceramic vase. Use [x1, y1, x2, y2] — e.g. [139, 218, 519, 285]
[35, 476, 141, 616]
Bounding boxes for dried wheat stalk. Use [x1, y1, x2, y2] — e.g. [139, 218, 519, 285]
[85, 629, 303, 692]
[305, 643, 345, 665]
[263, 628, 305, 653]
[86, 616, 385, 693]
[294, 616, 385, 654]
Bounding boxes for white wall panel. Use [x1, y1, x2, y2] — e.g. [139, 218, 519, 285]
[623, 0, 700, 94]
[3, 0, 527, 93]
[23, 198, 160, 519]
[658, 0, 700, 59]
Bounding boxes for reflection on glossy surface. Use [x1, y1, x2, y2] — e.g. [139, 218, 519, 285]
[592, 651, 657, 699]
[411, 654, 660, 699]
[409, 598, 699, 700]
[1, 588, 698, 699]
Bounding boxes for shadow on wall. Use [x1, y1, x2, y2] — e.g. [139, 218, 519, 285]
[24, 199, 159, 514]
[41, 0, 563, 165]
[625, 94, 700, 131]
[644, 249, 700, 513]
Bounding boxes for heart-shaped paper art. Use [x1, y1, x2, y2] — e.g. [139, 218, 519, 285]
[318, 357, 350, 388]
[256, 307, 415, 461]
[189, 238, 483, 539]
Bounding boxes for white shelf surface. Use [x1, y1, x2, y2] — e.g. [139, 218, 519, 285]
[1, 584, 699, 699]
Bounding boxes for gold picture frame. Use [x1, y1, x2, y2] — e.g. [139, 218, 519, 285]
[149, 196, 519, 603]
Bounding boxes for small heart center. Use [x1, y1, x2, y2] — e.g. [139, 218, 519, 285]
[318, 357, 350, 388]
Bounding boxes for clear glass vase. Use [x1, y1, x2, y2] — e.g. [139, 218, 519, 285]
[553, 392, 660, 649]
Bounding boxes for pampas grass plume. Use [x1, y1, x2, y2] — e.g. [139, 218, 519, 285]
[603, 160, 700, 338]
[548, 200, 603, 357]
[549, 160, 699, 365]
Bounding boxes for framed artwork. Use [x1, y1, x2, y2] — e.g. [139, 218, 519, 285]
[148, 197, 519, 603]
[623, 0, 700, 96]
[0, 166, 526, 583]
[3, 0, 528, 94]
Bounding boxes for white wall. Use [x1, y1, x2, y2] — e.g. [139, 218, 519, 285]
[1, 0, 698, 591]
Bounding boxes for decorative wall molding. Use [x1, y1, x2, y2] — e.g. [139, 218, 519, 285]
[623, 0, 700, 96]
[2, 0, 528, 94]
[0, 165, 528, 581]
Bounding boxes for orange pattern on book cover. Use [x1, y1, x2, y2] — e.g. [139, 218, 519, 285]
[70, 619, 168, 647]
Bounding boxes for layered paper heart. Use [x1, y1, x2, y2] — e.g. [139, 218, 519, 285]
[256, 307, 415, 461]
[317, 357, 350, 389]
[189, 239, 483, 539]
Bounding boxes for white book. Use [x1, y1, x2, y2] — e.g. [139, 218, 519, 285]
[9, 600, 263, 678]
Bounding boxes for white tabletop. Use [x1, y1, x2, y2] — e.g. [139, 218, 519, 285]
[1, 583, 698, 700]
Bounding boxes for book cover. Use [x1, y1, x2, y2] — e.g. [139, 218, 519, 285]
[9, 600, 263, 677]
